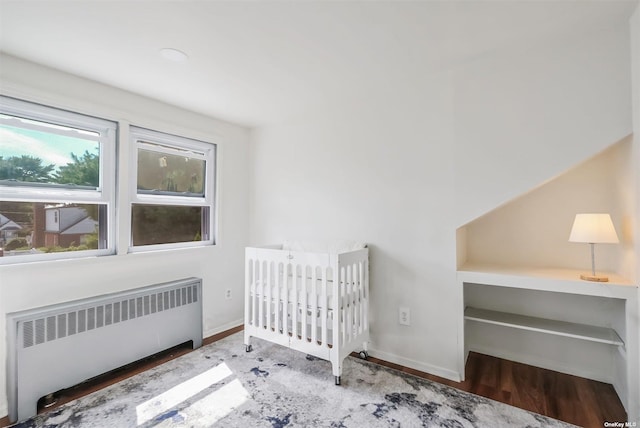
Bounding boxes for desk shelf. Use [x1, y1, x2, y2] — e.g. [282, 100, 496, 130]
[458, 263, 636, 299]
[464, 306, 624, 346]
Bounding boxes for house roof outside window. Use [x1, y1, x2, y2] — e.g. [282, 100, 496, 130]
[46, 207, 97, 235]
[0, 213, 22, 232]
[62, 216, 97, 235]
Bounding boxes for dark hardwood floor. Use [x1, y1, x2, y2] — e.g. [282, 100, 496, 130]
[0, 326, 626, 428]
[366, 351, 627, 428]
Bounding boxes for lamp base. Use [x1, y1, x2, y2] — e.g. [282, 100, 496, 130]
[580, 273, 609, 282]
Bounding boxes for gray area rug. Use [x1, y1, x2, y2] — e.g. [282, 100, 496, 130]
[13, 332, 574, 427]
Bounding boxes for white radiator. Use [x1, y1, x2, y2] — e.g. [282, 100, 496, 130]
[6, 277, 203, 423]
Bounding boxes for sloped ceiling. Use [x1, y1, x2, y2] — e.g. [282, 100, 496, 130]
[462, 138, 633, 272]
[0, 0, 637, 127]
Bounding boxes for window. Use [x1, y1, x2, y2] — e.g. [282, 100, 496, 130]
[129, 127, 215, 250]
[0, 96, 116, 262]
[0, 98, 216, 262]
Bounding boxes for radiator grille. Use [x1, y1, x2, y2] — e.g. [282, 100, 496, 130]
[35, 319, 45, 345]
[21, 283, 199, 349]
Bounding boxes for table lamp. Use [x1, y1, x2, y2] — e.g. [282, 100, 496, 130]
[568, 213, 619, 282]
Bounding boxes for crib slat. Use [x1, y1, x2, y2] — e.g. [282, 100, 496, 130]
[252, 259, 257, 327]
[321, 267, 328, 347]
[275, 262, 282, 334]
[347, 264, 353, 343]
[364, 258, 369, 331]
[350, 263, 356, 337]
[245, 258, 252, 328]
[362, 259, 369, 331]
[359, 261, 365, 334]
[353, 262, 359, 335]
[267, 261, 273, 331]
[282, 263, 289, 337]
[301, 265, 308, 342]
[332, 267, 340, 349]
[340, 266, 346, 346]
[258, 261, 264, 329]
[311, 266, 317, 344]
[292, 264, 298, 339]
[357, 261, 363, 335]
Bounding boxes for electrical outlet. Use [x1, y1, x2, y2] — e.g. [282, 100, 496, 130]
[225, 289, 232, 300]
[399, 307, 410, 326]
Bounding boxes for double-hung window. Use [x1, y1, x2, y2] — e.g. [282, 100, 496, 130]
[129, 127, 216, 250]
[0, 96, 117, 262]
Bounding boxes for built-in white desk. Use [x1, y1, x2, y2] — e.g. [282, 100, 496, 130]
[459, 263, 636, 297]
[458, 263, 638, 421]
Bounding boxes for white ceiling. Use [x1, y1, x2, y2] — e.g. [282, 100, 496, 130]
[0, 0, 637, 128]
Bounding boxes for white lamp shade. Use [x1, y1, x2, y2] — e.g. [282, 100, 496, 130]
[569, 213, 619, 244]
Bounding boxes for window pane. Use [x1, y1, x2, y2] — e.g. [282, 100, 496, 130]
[137, 148, 205, 196]
[0, 116, 100, 188]
[0, 201, 106, 257]
[131, 204, 206, 246]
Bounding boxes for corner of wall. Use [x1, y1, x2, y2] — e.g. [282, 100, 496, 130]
[629, 2, 640, 423]
[455, 227, 467, 269]
[632, 3, 640, 282]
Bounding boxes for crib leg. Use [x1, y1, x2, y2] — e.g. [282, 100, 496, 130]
[245, 344, 253, 353]
[335, 376, 341, 386]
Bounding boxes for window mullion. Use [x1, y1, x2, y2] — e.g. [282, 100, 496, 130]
[133, 194, 208, 207]
[136, 140, 207, 160]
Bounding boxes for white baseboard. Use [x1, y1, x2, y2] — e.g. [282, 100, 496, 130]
[203, 318, 243, 340]
[368, 348, 462, 382]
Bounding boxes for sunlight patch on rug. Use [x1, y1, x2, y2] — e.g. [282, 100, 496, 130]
[135, 362, 236, 424]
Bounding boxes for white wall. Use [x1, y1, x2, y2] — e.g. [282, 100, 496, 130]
[250, 25, 634, 386]
[0, 55, 251, 419]
[453, 27, 632, 226]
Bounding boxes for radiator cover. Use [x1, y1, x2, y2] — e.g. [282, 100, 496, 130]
[6, 277, 203, 423]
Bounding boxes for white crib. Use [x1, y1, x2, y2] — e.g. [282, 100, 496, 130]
[244, 242, 369, 385]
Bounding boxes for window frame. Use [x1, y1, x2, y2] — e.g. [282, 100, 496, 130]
[0, 96, 117, 264]
[128, 126, 216, 252]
